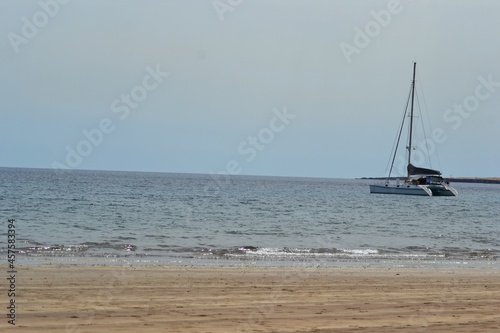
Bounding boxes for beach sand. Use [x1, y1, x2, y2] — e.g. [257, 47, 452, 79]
[2, 264, 499, 332]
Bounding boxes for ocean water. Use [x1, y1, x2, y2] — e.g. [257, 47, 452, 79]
[1, 167, 499, 268]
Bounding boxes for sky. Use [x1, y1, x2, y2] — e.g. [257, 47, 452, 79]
[1, 0, 499, 178]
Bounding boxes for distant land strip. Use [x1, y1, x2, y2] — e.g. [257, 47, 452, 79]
[360, 177, 500, 185]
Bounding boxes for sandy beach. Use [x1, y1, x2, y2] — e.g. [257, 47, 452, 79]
[2, 264, 499, 332]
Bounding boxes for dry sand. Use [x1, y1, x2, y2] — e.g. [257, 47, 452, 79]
[2, 264, 499, 332]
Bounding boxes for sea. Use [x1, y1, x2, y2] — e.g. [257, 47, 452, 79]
[1, 167, 499, 268]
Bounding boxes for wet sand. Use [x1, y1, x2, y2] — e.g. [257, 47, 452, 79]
[2, 265, 499, 332]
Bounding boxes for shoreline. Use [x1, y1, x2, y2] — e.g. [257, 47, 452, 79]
[2, 264, 499, 332]
[14, 255, 500, 269]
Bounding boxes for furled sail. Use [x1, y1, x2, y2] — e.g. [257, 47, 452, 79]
[407, 163, 441, 176]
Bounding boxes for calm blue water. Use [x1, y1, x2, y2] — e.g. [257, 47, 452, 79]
[1, 168, 499, 267]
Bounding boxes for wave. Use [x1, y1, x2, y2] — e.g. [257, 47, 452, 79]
[3, 242, 498, 263]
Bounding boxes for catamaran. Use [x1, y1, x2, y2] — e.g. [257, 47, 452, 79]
[369, 63, 458, 196]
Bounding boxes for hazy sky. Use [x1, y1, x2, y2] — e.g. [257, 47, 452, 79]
[1, 0, 499, 178]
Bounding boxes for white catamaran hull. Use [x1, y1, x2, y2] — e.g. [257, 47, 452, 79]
[370, 183, 457, 196]
[427, 184, 458, 196]
[370, 184, 432, 196]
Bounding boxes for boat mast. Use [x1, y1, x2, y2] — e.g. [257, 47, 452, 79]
[407, 62, 416, 176]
